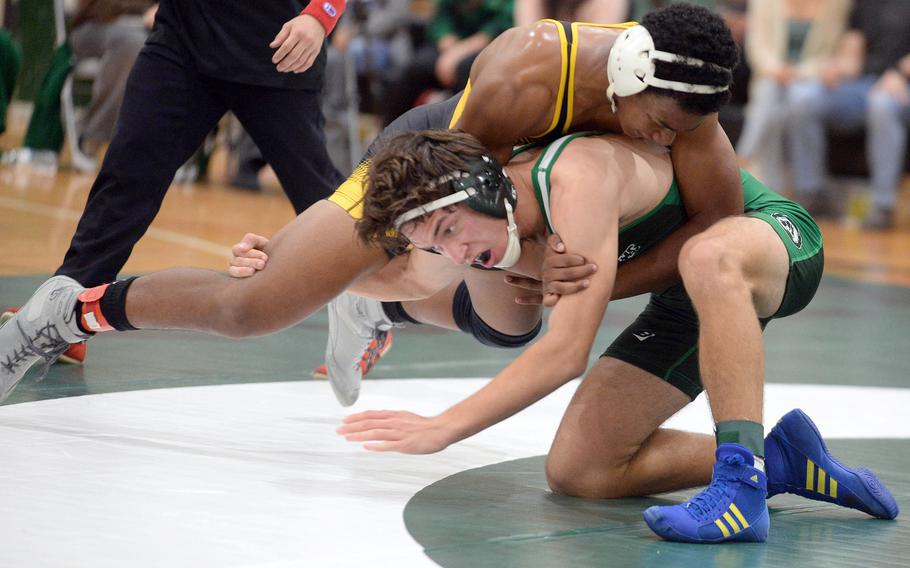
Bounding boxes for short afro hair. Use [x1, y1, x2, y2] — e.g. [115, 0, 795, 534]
[641, 3, 740, 115]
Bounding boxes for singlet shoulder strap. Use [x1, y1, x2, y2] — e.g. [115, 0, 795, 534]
[571, 20, 638, 30]
[511, 140, 547, 158]
[525, 20, 638, 141]
[531, 131, 602, 233]
[529, 20, 575, 140]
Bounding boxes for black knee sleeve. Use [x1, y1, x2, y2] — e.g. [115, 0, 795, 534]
[451, 282, 542, 348]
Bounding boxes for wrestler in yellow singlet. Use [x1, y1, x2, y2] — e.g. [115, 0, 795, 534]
[328, 20, 637, 219]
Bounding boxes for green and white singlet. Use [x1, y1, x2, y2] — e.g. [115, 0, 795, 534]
[528, 132, 824, 399]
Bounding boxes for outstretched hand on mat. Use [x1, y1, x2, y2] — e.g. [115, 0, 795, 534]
[337, 410, 456, 454]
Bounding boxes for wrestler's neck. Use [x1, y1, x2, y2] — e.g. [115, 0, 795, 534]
[566, 27, 620, 130]
[504, 163, 549, 242]
[571, 29, 613, 96]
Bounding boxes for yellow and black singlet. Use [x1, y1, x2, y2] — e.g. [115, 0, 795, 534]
[328, 20, 637, 220]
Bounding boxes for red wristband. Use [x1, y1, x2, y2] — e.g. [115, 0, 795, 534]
[301, 0, 347, 35]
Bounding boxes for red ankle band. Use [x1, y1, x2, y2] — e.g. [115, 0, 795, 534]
[78, 284, 113, 332]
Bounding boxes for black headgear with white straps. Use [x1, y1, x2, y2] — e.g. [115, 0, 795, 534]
[393, 155, 516, 228]
[393, 155, 522, 268]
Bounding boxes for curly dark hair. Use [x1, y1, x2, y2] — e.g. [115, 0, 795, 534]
[641, 3, 740, 115]
[357, 129, 489, 252]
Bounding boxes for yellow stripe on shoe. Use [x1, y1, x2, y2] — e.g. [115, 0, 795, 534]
[722, 512, 741, 533]
[805, 458, 840, 497]
[729, 503, 750, 529]
[714, 503, 751, 539]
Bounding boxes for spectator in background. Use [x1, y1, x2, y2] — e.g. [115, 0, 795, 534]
[737, 0, 850, 193]
[717, 0, 747, 43]
[2, 0, 347, 366]
[628, 0, 714, 21]
[787, 0, 910, 228]
[231, 0, 416, 185]
[69, 0, 158, 157]
[0, 28, 21, 138]
[713, 0, 750, 146]
[3, 1, 157, 171]
[345, 0, 413, 82]
[54, 0, 346, 290]
[308, 0, 415, 169]
[381, 0, 513, 126]
[513, 0, 629, 25]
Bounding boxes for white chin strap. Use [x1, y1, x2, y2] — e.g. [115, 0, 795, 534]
[606, 25, 729, 112]
[493, 201, 521, 269]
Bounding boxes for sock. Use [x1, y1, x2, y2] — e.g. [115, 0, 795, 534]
[716, 419, 765, 460]
[77, 277, 139, 333]
[381, 301, 419, 325]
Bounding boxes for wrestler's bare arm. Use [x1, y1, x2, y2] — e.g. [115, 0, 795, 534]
[338, 147, 621, 453]
[456, 24, 561, 164]
[346, 249, 466, 301]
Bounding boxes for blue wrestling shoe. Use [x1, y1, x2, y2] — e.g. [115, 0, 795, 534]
[765, 408, 899, 520]
[643, 443, 769, 543]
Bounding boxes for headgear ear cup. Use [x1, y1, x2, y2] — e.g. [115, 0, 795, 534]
[607, 26, 656, 100]
[460, 155, 517, 218]
[393, 154, 517, 228]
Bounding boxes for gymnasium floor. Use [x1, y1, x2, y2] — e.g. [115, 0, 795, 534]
[1, 162, 909, 567]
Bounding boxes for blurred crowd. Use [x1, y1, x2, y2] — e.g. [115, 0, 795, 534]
[736, 0, 910, 229]
[2, 0, 908, 229]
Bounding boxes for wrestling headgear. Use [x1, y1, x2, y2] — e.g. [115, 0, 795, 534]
[393, 155, 522, 268]
[606, 25, 730, 112]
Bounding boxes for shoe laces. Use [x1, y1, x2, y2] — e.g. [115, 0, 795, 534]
[359, 329, 391, 375]
[1, 320, 70, 382]
[685, 456, 744, 521]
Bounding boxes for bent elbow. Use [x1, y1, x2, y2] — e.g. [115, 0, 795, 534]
[566, 358, 589, 380]
[543, 334, 593, 381]
[559, 347, 591, 381]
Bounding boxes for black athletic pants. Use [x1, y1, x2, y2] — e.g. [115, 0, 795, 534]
[56, 42, 343, 287]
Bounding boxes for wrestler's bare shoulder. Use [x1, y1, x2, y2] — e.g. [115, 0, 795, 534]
[566, 134, 670, 160]
[476, 22, 563, 77]
[465, 23, 565, 143]
[552, 135, 672, 192]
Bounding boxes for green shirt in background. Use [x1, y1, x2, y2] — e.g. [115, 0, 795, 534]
[428, 0, 514, 44]
[629, 0, 716, 22]
[0, 29, 22, 135]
